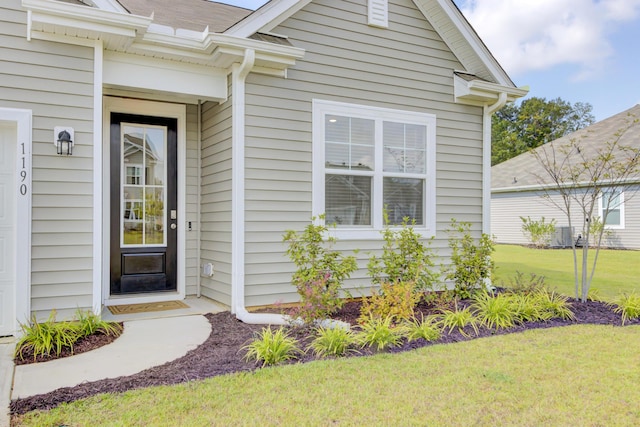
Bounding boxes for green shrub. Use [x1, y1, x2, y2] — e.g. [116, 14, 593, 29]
[611, 293, 640, 325]
[358, 281, 421, 325]
[75, 309, 123, 338]
[367, 216, 437, 291]
[405, 315, 441, 342]
[15, 311, 81, 361]
[445, 219, 495, 299]
[242, 327, 302, 367]
[437, 303, 479, 336]
[309, 327, 359, 358]
[283, 215, 358, 323]
[503, 271, 547, 295]
[472, 291, 517, 330]
[520, 216, 556, 248]
[356, 315, 405, 351]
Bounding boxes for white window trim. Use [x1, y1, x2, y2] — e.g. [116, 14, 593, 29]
[312, 99, 436, 240]
[598, 189, 625, 230]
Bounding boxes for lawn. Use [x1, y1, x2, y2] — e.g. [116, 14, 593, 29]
[493, 244, 640, 300]
[16, 324, 640, 426]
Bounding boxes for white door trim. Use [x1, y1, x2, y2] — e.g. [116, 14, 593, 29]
[102, 97, 186, 306]
[0, 108, 32, 335]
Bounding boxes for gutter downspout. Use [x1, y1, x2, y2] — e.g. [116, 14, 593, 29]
[231, 48, 286, 325]
[196, 100, 202, 298]
[482, 92, 507, 235]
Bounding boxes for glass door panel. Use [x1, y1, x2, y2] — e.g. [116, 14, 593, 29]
[121, 124, 167, 247]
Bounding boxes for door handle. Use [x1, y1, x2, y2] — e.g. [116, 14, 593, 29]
[170, 223, 177, 230]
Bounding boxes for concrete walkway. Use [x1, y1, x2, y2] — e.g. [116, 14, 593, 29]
[0, 339, 14, 427]
[11, 315, 212, 399]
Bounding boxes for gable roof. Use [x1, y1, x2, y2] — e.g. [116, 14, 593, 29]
[226, 0, 518, 88]
[116, 0, 252, 33]
[492, 104, 640, 192]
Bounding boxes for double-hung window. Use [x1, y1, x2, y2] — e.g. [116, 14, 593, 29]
[313, 100, 436, 239]
[599, 188, 624, 229]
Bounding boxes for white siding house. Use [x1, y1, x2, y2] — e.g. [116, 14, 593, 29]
[492, 105, 640, 249]
[0, 0, 526, 335]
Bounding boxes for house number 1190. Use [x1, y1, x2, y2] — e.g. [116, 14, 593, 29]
[19, 142, 27, 196]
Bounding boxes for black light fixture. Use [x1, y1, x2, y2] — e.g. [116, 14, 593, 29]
[54, 127, 74, 156]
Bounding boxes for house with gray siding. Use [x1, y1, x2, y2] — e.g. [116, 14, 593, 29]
[492, 104, 640, 249]
[0, 0, 526, 335]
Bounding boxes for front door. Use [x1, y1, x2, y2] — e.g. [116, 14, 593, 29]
[110, 113, 177, 295]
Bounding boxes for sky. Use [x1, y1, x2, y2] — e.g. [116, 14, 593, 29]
[221, 0, 640, 121]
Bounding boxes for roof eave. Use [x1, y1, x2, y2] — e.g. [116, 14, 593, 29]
[454, 74, 528, 106]
[22, 0, 305, 71]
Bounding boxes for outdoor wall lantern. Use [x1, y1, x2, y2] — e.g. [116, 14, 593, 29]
[54, 126, 74, 156]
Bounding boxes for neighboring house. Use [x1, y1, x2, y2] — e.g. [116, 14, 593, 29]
[492, 104, 640, 249]
[0, 0, 527, 335]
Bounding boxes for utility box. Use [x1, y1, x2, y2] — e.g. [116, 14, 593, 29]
[551, 226, 574, 248]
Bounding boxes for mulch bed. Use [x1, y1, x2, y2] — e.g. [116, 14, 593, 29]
[10, 298, 637, 417]
[14, 328, 123, 366]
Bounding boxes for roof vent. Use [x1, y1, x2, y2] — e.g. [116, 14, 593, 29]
[368, 0, 388, 28]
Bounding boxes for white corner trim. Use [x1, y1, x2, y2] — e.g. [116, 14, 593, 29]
[92, 40, 103, 315]
[0, 108, 32, 333]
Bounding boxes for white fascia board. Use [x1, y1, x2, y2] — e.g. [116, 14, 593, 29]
[414, 0, 514, 87]
[454, 74, 528, 105]
[23, 0, 151, 36]
[492, 178, 640, 194]
[225, 0, 313, 38]
[211, 34, 305, 59]
[103, 52, 228, 102]
[90, 0, 128, 13]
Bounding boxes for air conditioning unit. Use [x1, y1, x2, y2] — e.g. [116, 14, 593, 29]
[551, 226, 574, 248]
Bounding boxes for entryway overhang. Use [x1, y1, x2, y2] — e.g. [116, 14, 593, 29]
[22, 0, 305, 103]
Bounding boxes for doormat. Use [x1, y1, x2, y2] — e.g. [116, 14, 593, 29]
[107, 300, 189, 315]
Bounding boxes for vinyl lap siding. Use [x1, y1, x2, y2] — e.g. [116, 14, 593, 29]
[199, 83, 233, 305]
[1, 0, 95, 319]
[492, 186, 640, 249]
[243, 0, 485, 306]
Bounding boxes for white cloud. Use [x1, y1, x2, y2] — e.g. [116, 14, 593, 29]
[458, 0, 640, 79]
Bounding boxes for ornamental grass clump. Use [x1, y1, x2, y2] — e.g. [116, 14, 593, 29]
[75, 309, 123, 338]
[15, 311, 81, 361]
[437, 303, 479, 337]
[309, 326, 359, 358]
[611, 293, 640, 325]
[508, 293, 553, 323]
[356, 315, 405, 352]
[14, 309, 123, 362]
[405, 314, 441, 342]
[283, 215, 358, 324]
[471, 291, 517, 330]
[242, 327, 302, 367]
[536, 289, 575, 321]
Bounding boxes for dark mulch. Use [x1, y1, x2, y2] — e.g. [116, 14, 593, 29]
[10, 299, 637, 416]
[14, 328, 123, 366]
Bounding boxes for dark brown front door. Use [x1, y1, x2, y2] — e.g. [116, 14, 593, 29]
[110, 113, 177, 295]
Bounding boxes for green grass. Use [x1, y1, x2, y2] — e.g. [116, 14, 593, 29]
[493, 244, 640, 300]
[16, 325, 640, 426]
